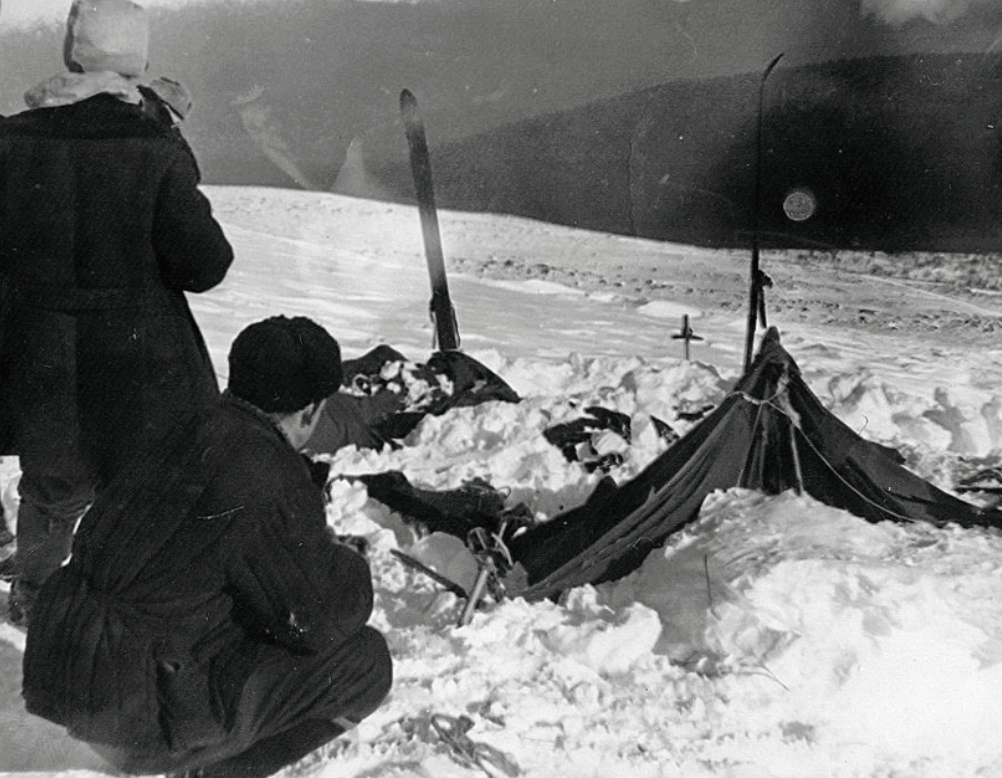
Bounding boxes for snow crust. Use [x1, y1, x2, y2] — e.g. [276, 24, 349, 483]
[2, 187, 1002, 777]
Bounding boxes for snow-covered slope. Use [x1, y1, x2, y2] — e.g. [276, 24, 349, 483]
[2, 186, 1002, 778]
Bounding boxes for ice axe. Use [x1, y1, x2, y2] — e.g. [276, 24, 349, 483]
[457, 506, 534, 627]
[458, 521, 510, 627]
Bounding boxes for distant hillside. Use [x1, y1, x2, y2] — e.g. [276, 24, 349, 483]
[351, 53, 1002, 254]
[2, 1, 1000, 252]
[4, 0, 788, 184]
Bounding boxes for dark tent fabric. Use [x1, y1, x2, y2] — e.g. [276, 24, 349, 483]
[542, 406, 678, 474]
[306, 346, 520, 455]
[352, 471, 512, 539]
[504, 327, 1002, 602]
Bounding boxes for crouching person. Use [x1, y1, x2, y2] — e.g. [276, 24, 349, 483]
[22, 316, 392, 778]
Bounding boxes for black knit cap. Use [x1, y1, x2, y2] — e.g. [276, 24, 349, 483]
[228, 316, 343, 413]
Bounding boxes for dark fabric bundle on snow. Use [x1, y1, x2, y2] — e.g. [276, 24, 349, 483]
[353, 471, 528, 541]
[305, 347, 520, 455]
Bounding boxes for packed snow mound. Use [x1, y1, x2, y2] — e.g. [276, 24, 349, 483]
[826, 368, 1002, 457]
[584, 487, 1002, 773]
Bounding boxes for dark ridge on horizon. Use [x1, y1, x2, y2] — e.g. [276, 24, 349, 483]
[366, 52, 1002, 255]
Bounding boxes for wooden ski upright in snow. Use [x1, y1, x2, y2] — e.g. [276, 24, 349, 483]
[743, 53, 784, 373]
[400, 88, 461, 352]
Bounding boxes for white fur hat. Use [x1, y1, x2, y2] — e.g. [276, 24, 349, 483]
[63, 0, 149, 77]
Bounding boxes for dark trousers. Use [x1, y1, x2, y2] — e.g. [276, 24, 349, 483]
[93, 626, 393, 778]
[9, 311, 94, 590]
[6, 302, 220, 593]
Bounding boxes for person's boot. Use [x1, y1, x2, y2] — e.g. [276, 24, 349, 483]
[6, 495, 86, 628]
[198, 719, 349, 778]
[13, 499, 80, 589]
[6, 577, 40, 628]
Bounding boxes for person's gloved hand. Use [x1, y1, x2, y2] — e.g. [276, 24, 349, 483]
[335, 534, 370, 558]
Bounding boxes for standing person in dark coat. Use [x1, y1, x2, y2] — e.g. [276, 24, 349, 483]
[23, 316, 392, 778]
[0, 0, 234, 625]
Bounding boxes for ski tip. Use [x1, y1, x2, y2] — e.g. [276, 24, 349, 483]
[400, 88, 416, 108]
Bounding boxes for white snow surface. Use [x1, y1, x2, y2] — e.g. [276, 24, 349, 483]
[2, 186, 1002, 777]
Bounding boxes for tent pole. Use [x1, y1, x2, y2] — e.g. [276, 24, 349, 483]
[790, 431, 805, 495]
[743, 52, 784, 373]
[776, 369, 805, 494]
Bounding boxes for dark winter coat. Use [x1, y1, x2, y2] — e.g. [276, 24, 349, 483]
[0, 94, 232, 470]
[23, 394, 375, 754]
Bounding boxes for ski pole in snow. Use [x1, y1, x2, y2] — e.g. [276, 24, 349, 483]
[400, 88, 461, 352]
[672, 314, 703, 361]
[743, 52, 784, 373]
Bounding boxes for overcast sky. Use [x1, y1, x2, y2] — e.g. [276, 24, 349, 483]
[2, 0, 207, 27]
[5, 0, 1002, 30]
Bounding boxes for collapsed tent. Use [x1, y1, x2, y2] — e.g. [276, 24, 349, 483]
[503, 327, 1002, 602]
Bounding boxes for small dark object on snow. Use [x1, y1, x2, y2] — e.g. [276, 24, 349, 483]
[956, 466, 1002, 494]
[650, 415, 680, 445]
[430, 713, 521, 777]
[675, 404, 716, 423]
[544, 406, 676, 473]
[543, 406, 632, 469]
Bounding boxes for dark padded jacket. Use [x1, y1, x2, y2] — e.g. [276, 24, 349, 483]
[22, 395, 375, 753]
[0, 94, 233, 470]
